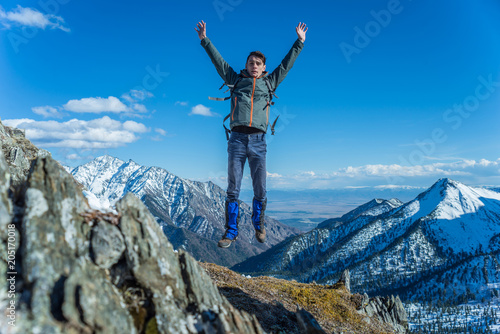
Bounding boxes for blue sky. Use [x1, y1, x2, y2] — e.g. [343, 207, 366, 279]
[1, 0, 500, 191]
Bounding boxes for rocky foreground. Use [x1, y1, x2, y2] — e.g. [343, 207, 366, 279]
[0, 120, 408, 333]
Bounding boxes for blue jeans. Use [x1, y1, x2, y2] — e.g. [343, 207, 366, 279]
[227, 131, 267, 203]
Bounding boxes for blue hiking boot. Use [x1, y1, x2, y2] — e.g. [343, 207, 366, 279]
[218, 200, 240, 248]
[252, 198, 267, 243]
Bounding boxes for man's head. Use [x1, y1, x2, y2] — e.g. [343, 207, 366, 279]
[246, 51, 266, 77]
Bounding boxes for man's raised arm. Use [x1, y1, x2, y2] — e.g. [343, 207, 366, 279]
[195, 20, 238, 85]
[268, 22, 308, 89]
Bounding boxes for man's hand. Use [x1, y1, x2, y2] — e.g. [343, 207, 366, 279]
[195, 20, 207, 40]
[296, 22, 308, 43]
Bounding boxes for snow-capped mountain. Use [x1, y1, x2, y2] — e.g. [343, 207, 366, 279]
[234, 179, 500, 306]
[71, 155, 300, 266]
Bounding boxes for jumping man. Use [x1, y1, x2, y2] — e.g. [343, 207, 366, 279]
[195, 20, 308, 248]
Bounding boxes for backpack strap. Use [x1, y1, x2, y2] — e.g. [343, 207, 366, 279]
[223, 113, 231, 140]
[209, 75, 243, 101]
[263, 77, 279, 106]
[212, 75, 244, 140]
[263, 77, 280, 135]
[270, 115, 280, 135]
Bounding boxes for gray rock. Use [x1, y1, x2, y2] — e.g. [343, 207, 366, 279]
[8, 127, 26, 138]
[0, 146, 12, 230]
[9, 147, 29, 170]
[61, 261, 136, 334]
[296, 307, 327, 334]
[0, 120, 39, 186]
[116, 192, 190, 333]
[16, 157, 94, 333]
[0, 148, 13, 334]
[338, 269, 408, 333]
[361, 293, 369, 308]
[359, 295, 409, 334]
[90, 220, 125, 269]
[338, 269, 350, 293]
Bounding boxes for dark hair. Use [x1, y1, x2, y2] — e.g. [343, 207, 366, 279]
[246, 51, 266, 64]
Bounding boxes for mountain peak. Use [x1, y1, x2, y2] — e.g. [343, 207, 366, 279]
[432, 177, 460, 190]
[80, 155, 125, 170]
[413, 178, 462, 208]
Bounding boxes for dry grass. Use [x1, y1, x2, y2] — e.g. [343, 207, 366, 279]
[200, 262, 394, 334]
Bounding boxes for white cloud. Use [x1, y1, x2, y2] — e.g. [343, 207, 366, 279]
[155, 128, 167, 136]
[264, 159, 500, 190]
[334, 162, 477, 178]
[123, 120, 149, 133]
[37, 91, 152, 117]
[3, 116, 150, 149]
[374, 185, 424, 190]
[3, 118, 35, 128]
[150, 128, 168, 141]
[0, 5, 70, 32]
[175, 101, 188, 107]
[32, 105, 65, 118]
[63, 96, 129, 113]
[66, 153, 81, 160]
[121, 89, 153, 103]
[189, 104, 220, 117]
[131, 103, 148, 113]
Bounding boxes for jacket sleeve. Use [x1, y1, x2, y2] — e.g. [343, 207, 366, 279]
[200, 37, 239, 85]
[268, 39, 304, 90]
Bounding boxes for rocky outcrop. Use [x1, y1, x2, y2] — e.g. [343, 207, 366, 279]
[0, 119, 264, 333]
[338, 269, 351, 293]
[0, 120, 50, 187]
[358, 295, 408, 334]
[343, 272, 408, 334]
[350, 292, 408, 334]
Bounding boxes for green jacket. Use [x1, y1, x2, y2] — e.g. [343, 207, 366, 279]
[201, 37, 304, 133]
